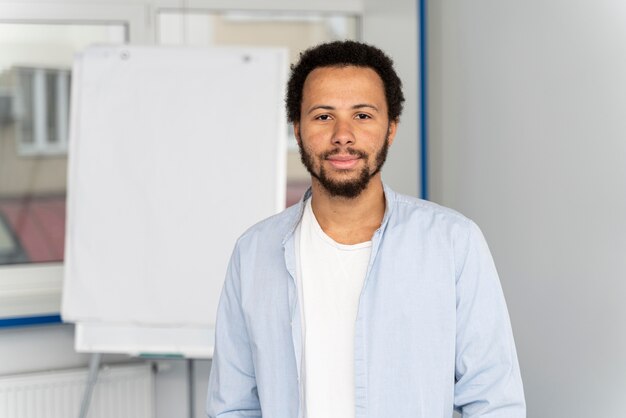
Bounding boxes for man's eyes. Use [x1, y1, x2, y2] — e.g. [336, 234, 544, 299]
[314, 113, 372, 121]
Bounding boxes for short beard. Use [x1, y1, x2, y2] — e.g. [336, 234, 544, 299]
[298, 132, 390, 199]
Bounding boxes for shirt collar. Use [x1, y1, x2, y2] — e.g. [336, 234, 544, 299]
[281, 187, 312, 245]
[282, 183, 396, 245]
[380, 182, 396, 234]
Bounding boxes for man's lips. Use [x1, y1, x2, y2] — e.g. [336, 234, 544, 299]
[326, 154, 361, 169]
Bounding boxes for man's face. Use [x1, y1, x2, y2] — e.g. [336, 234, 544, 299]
[294, 66, 397, 199]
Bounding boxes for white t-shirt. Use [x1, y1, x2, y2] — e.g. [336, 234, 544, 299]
[297, 198, 372, 418]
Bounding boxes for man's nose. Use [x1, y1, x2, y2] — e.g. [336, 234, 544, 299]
[331, 119, 355, 146]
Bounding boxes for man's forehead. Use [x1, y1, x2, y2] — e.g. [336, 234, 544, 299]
[298, 67, 387, 120]
[302, 66, 384, 93]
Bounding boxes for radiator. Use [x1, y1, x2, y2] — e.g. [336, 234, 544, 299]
[0, 363, 154, 418]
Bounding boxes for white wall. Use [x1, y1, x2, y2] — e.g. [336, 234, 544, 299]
[0, 324, 91, 374]
[429, 1, 626, 416]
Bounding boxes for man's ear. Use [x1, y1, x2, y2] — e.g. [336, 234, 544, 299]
[293, 122, 302, 145]
[387, 120, 398, 146]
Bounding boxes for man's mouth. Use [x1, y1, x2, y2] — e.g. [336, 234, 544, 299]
[326, 154, 361, 169]
[324, 149, 366, 170]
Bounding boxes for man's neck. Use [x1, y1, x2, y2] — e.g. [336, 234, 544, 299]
[310, 176, 386, 245]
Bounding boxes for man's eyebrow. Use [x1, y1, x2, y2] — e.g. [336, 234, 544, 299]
[352, 103, 379, 112]
[306, 103, 380, 114]
[307, 105, 335, 115]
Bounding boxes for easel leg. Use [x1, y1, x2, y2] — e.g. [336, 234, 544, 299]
[187, 358, 195, 418]
[78, 353, 102, 418]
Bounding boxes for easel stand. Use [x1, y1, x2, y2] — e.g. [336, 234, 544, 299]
[78, 354, 197, 418]
[78, 353, 102, 418]
[187, 359, 196, 418]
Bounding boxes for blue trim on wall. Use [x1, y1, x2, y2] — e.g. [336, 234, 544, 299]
[419, 0, 429, 200]
[0, 314, 62, 328]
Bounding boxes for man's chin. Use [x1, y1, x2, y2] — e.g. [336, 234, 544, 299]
[316, 177, 371, 199]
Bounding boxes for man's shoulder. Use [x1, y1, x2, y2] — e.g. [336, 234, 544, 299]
[388, 189, 472, 229]
[235, 202, 301, 247]
[385, 189, 483, 264]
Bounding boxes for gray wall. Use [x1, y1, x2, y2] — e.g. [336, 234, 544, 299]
[429, 1, 626, 416]
[363, 0, 420, 197]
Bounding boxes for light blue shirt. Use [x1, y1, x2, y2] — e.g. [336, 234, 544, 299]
[206, 185, 525, 418]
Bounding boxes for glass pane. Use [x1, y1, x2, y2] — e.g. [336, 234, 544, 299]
[0, 22, 126, 266]
[157, 10, 359, 205]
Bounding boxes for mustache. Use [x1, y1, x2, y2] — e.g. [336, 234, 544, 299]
[322, 148, 368, 159]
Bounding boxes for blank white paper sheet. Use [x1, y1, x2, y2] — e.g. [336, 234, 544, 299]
[62, 45, 287, 357]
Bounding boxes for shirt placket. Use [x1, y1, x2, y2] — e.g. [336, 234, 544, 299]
[283, 232, 305, 418]
[354, 223, 387, 418]
[354, 186, 393, 418]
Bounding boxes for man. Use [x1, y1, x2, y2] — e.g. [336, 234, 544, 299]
[207, 41, 525, 418]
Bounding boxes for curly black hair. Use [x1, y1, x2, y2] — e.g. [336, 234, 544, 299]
[286, 40, 405, 124]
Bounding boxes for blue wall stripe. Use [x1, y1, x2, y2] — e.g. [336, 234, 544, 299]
[0, 314, 62, 328]
[419, 0, 429, 200]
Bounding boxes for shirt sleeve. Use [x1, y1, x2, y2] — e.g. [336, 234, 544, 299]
[206, 243, 262, 418]
[454, 220, 526, 417]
